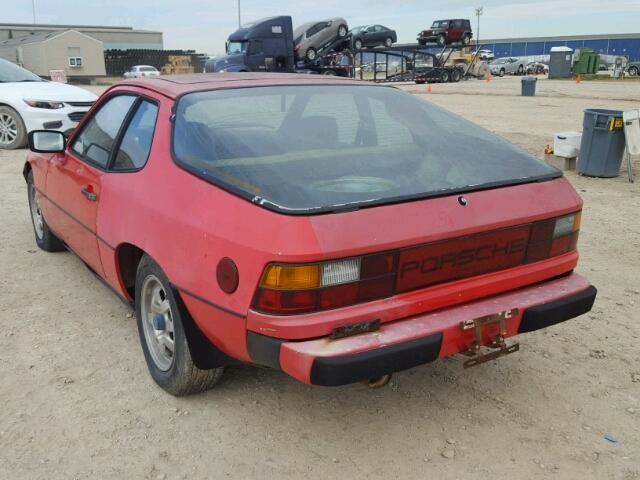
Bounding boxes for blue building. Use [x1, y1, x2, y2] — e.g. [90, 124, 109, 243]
[478, 33, 640, 61]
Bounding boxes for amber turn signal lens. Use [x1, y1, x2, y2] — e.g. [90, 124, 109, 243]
[573, 211, 582, 232]
[261, 264, 320, 290]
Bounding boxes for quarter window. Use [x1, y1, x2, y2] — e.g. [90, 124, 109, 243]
[112, 100, 159, 171]
[71, 95, 136, 168]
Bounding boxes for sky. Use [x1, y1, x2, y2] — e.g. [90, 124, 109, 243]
[7, 0, 640, 55]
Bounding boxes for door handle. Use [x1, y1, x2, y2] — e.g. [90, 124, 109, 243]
[81, 188, 97, 202]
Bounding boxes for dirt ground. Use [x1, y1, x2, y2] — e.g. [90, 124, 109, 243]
[1, 76, 639, 480]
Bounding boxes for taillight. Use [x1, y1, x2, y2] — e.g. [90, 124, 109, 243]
[525, 211, 581, 263]
[253, 211, 582, 315]
[253, 253, 397, 315]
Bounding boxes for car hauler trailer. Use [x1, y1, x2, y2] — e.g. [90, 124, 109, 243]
[205, 16, 479, 84]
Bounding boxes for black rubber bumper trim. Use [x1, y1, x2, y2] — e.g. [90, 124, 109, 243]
[247, 331, 284, 370]
[518, 285, 597, 334]
[310, 333, 443, 387]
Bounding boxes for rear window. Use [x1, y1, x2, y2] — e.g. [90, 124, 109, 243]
[172, 85, 558, 214]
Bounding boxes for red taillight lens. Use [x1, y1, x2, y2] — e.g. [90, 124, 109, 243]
[253, 211, 582, 315]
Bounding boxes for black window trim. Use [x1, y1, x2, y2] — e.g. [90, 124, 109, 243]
[68, 91, 159, 174]
[169, 84, 562, 217]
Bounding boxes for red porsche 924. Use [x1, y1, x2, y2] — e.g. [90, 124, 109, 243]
[25, 73, 596, 395]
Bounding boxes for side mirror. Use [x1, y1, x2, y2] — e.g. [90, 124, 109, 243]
[28, 130, 65, 153]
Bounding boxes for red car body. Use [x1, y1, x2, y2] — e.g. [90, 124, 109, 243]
[25, 73, 596, 389]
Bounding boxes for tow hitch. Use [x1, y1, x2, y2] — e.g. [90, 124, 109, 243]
[460, 309, 520, 368]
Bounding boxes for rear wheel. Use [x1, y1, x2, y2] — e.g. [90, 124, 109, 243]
[0, 106, 26, 150]
[384, 37, 393, 48]
[354, 38, 363, 50]
[27, 171, 65, 252]
[439, 70, 450, 83]
[517, 64, 524, 75]
[462, 34, 471, 46]
[629, 66, 639, 76]
[450, 68, 462, 82]
[136, 255, 224, 396]
[337, 25, 348, 38]
[499, 68, 505, 77]
[437, 34, 446, 47]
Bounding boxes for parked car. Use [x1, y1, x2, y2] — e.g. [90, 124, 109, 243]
[0, 58, 96, 149]
[417, 19, 472, 47]
[123, 65, 161, 79]
[294, 17, 348, 61]
[473, 49, 494, 60]
[627, 61, 640, 76]
[490, 57, 526, 76]
[525, 62, 549, 75]
[350, 25, 397, 49]
[25, 73, 596, 396]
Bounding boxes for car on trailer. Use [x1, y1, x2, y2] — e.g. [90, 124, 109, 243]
[293, 17, 349, 62]
[350, 25, 397, 50]
[25, 73, 596, 395]
[418, 19, 473, 47]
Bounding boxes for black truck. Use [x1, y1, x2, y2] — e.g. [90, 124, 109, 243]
[205, 16, 295, 73]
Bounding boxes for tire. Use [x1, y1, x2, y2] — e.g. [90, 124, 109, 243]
[135, 255, 224, 396]
[517, 65, 524, 75]
[499, 68, 505, 77]
[0, 105, 27, 150]
[629, 66, 639, 76]
[462, 34, 471, 46]
[27, 171, 65, 252]
[337, 25, 348, 38]
[354, 39, 363, 50]
[437, 34, 446, 47]
[440, 70, 450, 83]
[450, 68, 462, 82]
[306, 47, 317, 61]
[384, 37, 393, 48]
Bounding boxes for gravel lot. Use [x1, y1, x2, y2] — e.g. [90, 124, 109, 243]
[1, 76, 639, 480]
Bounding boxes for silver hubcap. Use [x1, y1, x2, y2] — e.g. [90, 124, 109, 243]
[308, 49, 316, 60]
[339, 27, 347, 37]
[0, 113, 18, 146]
[141, 275, 175, 371]
[29, 183, 44, 240]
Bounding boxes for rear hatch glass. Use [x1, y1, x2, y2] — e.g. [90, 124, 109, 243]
[172, 85, 559, 214]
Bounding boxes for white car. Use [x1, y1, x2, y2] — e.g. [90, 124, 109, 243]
[0, 59, 96, 149]
[489, 57, 525, 77]
[474, 49, 494, 60]
[123, 65, 161, 79]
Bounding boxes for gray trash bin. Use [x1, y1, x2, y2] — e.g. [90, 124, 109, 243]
[577, 109, 626, 177]
[521, 76, 537, 96]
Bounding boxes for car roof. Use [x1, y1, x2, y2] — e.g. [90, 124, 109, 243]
[116, 72, 375, 99]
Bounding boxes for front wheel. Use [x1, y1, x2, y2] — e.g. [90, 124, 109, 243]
[0, 106, 27, 149]
[384, 37, 393, 48]
[437, 34, 446, 47]
[517, 65, 524, 75]
[136, 255, 224, 396]
[306, 47, 317, 61]
[629, 66, 639, 76]
[499, 68, 505, 77]
[27, 171, 65, 252]
[337, 25, 348, 38]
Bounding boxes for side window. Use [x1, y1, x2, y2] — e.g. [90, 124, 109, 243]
[112, 100, 159, 171]
[248, 40, 263, 55]
[71, 95, 136, 168]
[452, 20, 463, 28]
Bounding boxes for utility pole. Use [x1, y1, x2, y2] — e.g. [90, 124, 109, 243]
[238, 0, 241, 28]
[32, 0, 37, 23]
[475, 6, 483, 48]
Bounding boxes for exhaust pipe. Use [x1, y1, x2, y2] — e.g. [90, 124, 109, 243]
[364, 374, 392, 389]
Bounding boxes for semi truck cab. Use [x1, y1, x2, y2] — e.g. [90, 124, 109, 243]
[205, 16, 295, 73]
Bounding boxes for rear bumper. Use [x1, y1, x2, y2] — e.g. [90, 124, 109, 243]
[247, 273, 596, 386]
